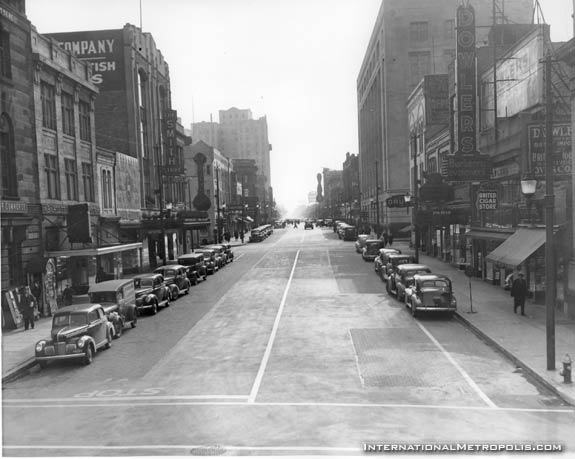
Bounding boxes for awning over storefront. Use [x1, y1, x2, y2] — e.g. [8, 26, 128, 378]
[485, 228, 545, 269]
[466, 229, 513, 241]
[46, 242, 143, 258]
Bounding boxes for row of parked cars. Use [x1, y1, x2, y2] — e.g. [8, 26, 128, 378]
[34, 243, 235, 368]
[353, 234, 457, 318]
[249, 224, 274, 242]
[334, 221, 357, 241]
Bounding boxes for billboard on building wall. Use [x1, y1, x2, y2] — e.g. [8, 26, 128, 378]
[424, 75, 449, 125]
[47, 29, 125, 91]
[528, 122, 573, 180]
[162, 109, 180, 176]
[116, 153, 142, 220]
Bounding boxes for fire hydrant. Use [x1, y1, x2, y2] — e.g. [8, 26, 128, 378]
[559, 354, 572, 384]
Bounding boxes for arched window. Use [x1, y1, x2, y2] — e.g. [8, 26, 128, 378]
[0, 113, 18, 198]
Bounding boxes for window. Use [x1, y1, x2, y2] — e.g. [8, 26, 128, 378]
[41, 82, 57, 130]
[0, 27, 12, 79]
[410, 22, 428, 43]
[82, 162, 94, 201]
[44, 153, 59, 199]
[444, 19, 455, 39]
[61, 92, 75, 136]
[64, 158, 78, 200]
[408, 51, 431, 88]
[79, 100, 91, 141]
[101, 169, 113, 210]
[0, 113, 17, 198]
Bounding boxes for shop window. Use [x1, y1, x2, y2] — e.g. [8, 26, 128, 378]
[0, 113, 17, 198]
[82, 162, 94, 202]
[410, 22, 429, 43]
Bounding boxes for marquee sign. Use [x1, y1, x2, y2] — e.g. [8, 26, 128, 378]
[386, 195, 408, 208]
[455, 5, 477, 155]
[446, 154, 492, 182]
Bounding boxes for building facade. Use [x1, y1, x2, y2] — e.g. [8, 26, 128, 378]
[357, 0, 534, 235]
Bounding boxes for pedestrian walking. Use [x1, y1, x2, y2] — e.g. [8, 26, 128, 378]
[224, 231, 231, 243]
[234, 230, 239, 241]
[240, 231, 244, 243]
[510, 273, 528, 315]
[17, 286, 36, 330]
[31, 280, 43, 317]
[388, 233, 394, 246]
[382, 232, 388, 246]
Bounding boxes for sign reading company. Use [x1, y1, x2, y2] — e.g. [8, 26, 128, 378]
[48, 30, 125, 90]
[455, 4, 477, 155]
[477, 190, 498, 211]
[386, 195, 408, 208]
[528, 122, 573, 180]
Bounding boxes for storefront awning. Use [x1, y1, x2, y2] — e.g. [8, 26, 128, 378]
[466, 229, 513, 241]
[46, 242, 143, 258]
[485, 228, 545, 269]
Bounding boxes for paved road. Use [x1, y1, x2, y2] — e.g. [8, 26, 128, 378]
[3, 227, 574, 456]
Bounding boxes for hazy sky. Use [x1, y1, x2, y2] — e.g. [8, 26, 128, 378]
[26, 0, 573, 214]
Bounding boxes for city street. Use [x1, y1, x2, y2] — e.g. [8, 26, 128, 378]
[3, 226, 574, 456]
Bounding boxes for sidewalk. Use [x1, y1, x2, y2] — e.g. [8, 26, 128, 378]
[392, 240, 575, 406]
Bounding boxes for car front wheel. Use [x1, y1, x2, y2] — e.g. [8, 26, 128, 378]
[151, 301, 158, 315]
[131, 315, 137, 328]
[114, 322, 123, 339]
[411, 302, 418, 318]
[83, 345, 94, 365]
[106, 330, 113, 348]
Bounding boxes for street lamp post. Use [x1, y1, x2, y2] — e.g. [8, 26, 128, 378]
[375, 160, 380, 237]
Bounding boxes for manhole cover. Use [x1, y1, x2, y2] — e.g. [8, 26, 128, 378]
[190, 445, 226, 456]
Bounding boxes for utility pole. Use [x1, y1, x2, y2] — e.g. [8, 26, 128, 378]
[544, 53, 556, 371]
[215, 165, 221, 243]
[411, 135, 420, 263]
[156, 145, 167, 266]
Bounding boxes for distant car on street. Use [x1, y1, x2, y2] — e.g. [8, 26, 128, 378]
[88, 279, 138, 338]
[381, 253, 414, 282]
[361, 239, 385, 261]
[153, 265, 191, 299]
[354, 234, 370, 253]
[374, 248, 402, 276]
[304, 221, 314, 229]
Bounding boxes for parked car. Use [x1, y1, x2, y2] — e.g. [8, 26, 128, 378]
[354, 234, 370, 253]
[194, 249, 218, 274]
[406, 274, 457, 318]
[177, 253, 208, 283]
[133, 274, 171, 314]
[382, 253, 415, 282]
[386, 263, 432, 300]
[153, 265, 191, 299]
[205, 244, 229, 265]
[35, 304, 114, 368]
[304, 220, 314, 229]
[88, 279, 138, 338]
[374, 248, 402, 276]
[361, 239, 385, 261]
[220, 243, 234, 262]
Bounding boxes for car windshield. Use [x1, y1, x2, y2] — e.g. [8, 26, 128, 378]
[393, 258, 411, 266]
[139, 278, 154, 288]
[53, 312, 87, 328]
[89, 292, 116, 303]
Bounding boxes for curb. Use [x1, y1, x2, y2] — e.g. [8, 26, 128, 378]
[2, 358, 37, 384]
[454, 312, 575, 407]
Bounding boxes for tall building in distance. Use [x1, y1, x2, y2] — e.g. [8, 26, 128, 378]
[357, 0, 534, 234]
[191, 107, 272, 205]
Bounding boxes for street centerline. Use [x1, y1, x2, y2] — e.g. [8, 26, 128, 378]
[248, 250, 300, 403]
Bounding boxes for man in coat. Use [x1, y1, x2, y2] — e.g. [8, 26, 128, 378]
[510, 273, 528, 315]
[17, 286, 36, 330]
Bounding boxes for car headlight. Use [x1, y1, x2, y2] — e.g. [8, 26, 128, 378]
[451, 297, 457, 306]
[77, 337, 87, 348]
[35, 341, 46, 352]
